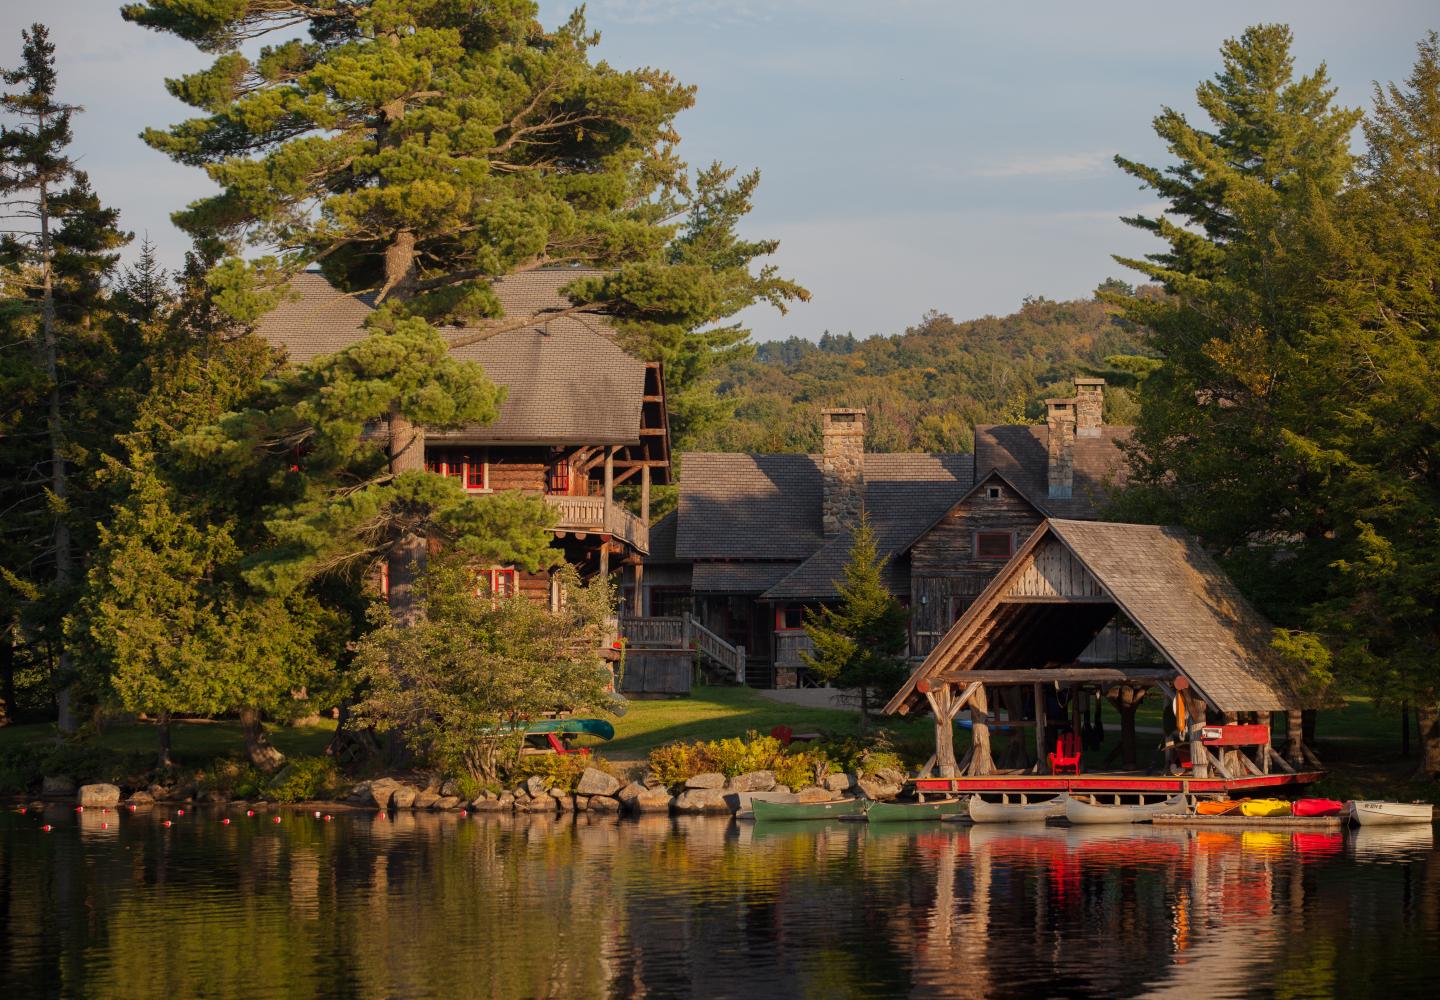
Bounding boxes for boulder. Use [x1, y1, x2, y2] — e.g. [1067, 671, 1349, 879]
[794, 786, 836, 804]
[823, 772, 854, 793]
[413, 790, 440, 810]
[431, 796, 461, 811]
[368, 778, 403, 810]
[547, 786, 569, 800]
[616, 781, 646, 804]
[525, 796, 558, 813]
[348, 781, 373, 804]
[77, 783, 122, 808]
[554, 794, 576, 812]
[126, 790, 155, 807]
[855, 775, 903, 802]
[41, 775, 76, 798]
[497, 792, 515, 810]
[576, 767, 622, 797]
[773, 784, 791, 794]
[672, 787, 729, 813]
[470, 797, 505, 812]
[724, 770, 775, 793]
[204, 790, 229, 805]
[147, 783, 169, 801]
[588, 795, 620, 813]
[439, 779, 461, 797]
[574, 795, 590, 812]
[618, 784, 673, 813]
[390, 785, 418, 810]
[524, 776, 548, 798]
[684, 772, 726, 790]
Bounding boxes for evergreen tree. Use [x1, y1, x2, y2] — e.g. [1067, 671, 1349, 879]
[0, 24, 133, 731]
[801, 515, 910, 733]
[1107, 24, 1362, 624]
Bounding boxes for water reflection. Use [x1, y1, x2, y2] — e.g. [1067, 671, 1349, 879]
[1, 808, 1435, 998]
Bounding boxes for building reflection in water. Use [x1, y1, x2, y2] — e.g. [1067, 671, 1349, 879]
[0, 810, 1434, 999]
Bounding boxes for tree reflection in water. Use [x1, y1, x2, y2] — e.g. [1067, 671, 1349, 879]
[0, 808, 1435, 998]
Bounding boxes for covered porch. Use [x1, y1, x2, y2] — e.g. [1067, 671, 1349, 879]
[885, 519, 1325, 795]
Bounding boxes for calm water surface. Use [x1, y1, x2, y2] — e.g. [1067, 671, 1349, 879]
[1, 806, 1435, 999]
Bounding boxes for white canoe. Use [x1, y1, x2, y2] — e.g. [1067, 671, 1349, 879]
[1348, 800, 1434, 826]
[968, 796, 1066, 824]
[1064, 793, 1188, 826]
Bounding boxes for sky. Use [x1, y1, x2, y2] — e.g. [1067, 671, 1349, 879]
[1, 1, 1436, 341]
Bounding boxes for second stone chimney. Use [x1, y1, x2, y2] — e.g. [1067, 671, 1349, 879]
[821, 408, 865, 535]
[1074, 377, 1105, 437]
[1045, 397, 1076, 499]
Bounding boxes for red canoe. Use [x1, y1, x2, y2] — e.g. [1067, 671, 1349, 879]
[1292, 798, 1344, 817]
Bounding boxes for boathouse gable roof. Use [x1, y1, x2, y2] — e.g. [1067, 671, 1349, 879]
[886, 518, 1318, 715]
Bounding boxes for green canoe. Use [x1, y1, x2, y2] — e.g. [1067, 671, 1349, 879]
[867, 799, 967, 823]
[751, 798, 868, 822]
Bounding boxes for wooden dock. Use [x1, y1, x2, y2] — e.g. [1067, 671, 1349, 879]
[914, 770, 1325, 797]
[1152, 814, 1345, 830]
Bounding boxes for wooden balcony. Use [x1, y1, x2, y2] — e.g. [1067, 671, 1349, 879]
[545, 495, 649, 554]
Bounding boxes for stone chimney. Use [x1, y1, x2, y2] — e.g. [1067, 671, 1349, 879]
[821, 408, 865, 535]
[1074, 377, 1105, 437]
[1045, 398, 1076, 499]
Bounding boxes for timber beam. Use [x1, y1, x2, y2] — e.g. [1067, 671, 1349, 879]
[933, 667, 1176, 685]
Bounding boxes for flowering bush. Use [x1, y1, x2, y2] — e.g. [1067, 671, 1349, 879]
[647, 732, 837, 791]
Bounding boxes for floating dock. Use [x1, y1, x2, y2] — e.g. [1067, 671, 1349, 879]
[1152, 814, 1345, 830]
[913, 771, 1324, 797]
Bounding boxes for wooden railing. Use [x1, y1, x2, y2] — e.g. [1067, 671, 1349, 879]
[619, 615, 685, 647]
[688, 614, 746, 685]
[545, 495, 649, 554]
[774, 630, 814, 669]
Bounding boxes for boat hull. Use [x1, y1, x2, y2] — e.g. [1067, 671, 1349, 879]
[751, 798, 868, 822]
[1064, 794, 1188, 825]
[868, 800, 966, 823]
[968, 796, 1065, 824]
[1349, 800, 1434, 826]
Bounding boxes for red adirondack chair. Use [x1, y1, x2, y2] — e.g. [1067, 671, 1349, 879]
[545, 733, 590, 757]
[1049, 733, 1082, 774]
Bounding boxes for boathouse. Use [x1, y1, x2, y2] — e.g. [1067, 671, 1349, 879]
[885, 518, 1325, 796]
[254, 268, 671, 606]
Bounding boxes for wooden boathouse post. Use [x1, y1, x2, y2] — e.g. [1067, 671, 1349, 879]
[931, 684, 957, 778]
[969, 683, 993, 774]
[1033, 682, 1047, 772]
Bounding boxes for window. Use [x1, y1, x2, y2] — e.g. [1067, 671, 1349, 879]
[986, 485, 1002, 499]
[975, 531, 1013, 560]
[648, 587, 692, 618]
[548, 458, 570, 494]
[427, 448, 488, 492]
[481, 567, 516, 598]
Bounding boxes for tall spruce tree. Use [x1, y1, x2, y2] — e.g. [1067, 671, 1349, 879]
[801, 515, 910, 734]
[0, 24, 133, 731]
[1108, 23, 1361, 623]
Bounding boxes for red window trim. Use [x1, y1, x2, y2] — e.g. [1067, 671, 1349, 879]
[548, 457, 571, 495]
[487, 567, 517, 598]
[427, 449, 490, 493]
[975, 531, 1014, 560]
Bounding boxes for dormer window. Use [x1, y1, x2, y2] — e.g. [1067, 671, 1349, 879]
[986, 486, 1002, 499]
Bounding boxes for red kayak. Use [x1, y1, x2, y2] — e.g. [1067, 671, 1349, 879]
[1292, 798, 1344, 817]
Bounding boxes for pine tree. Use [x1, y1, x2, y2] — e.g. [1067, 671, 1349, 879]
[801, 515, 910, 734]
[0, 24, 133, 731]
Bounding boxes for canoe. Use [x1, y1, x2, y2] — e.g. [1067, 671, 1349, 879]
[968, 796, 1066, 824]
[751, 798, 868, 822]
[868, 799, 966, 823]
[1348, 800, 1434, 826]
[1240, 799, 1292, 818]
[1064, 794, 1188, 825]
[1292, 798, 1344, 818]
[486, 718, 616, 740]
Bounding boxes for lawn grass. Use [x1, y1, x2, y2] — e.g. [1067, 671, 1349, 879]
[0, 717, 337, 768]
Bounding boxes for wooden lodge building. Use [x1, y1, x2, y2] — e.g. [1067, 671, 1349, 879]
[254, 269, 670, 606]
[637, 378, 1137, 687]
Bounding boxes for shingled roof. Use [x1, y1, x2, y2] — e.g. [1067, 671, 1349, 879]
[674, 453, 825, 561]
[974, 423, 1131, 519]
[886, 519, 1319, 715]
[761, 453, 974, 600]
[253, 269, 648, 445]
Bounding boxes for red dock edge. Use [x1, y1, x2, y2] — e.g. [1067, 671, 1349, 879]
[913, 771, 1324, 796]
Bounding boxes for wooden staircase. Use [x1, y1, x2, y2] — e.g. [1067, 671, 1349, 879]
[619, 613, 746, 686]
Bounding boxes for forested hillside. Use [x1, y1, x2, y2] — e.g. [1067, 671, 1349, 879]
[690, 287, 1156, 454]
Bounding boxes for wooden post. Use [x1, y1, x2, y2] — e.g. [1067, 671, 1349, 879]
[1286, 709, 1304, 767]
[1033, 682, 1047, 773]
[1188, 692, 1208, 779]
[640, 463, 651, 524]
[603, 446, 615, 522]
[735, 645, 746, 686]
[933, 685, 958, 778]
[599, 542, 610, 579]
[969, 684, 993, 775]
[633, 561, 644, 615]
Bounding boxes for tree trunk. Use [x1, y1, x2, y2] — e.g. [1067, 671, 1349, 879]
[157, 711, 173, 770]
[0, 632, 14, 727]
[1401, 702, 1410, 757]
[239, 707, 285, 773]
[1107, 686, 1144, 770]
[1416, 704, 1440, 780]
[381, 228, 425, 626]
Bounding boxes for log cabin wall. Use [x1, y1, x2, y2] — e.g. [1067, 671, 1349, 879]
[485, 447, 549, 492]
[909, 479, 1044, 656]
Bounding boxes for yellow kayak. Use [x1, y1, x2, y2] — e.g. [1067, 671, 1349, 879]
[1239, 799, 1292, 817]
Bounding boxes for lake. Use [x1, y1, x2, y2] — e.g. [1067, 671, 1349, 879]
[1, 806, 1435, 998]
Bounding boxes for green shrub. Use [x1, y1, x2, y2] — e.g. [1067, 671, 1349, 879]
[200, 758, 266, 799]
[0, 742, 154, 794]
[264, 756, 343, 803]
[647, 741, 718, 788]
[645, 732, 839, 791]
[510, 753, 615, 792]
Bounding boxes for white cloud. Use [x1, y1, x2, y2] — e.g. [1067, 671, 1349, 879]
[962, 150, 1115, 180]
